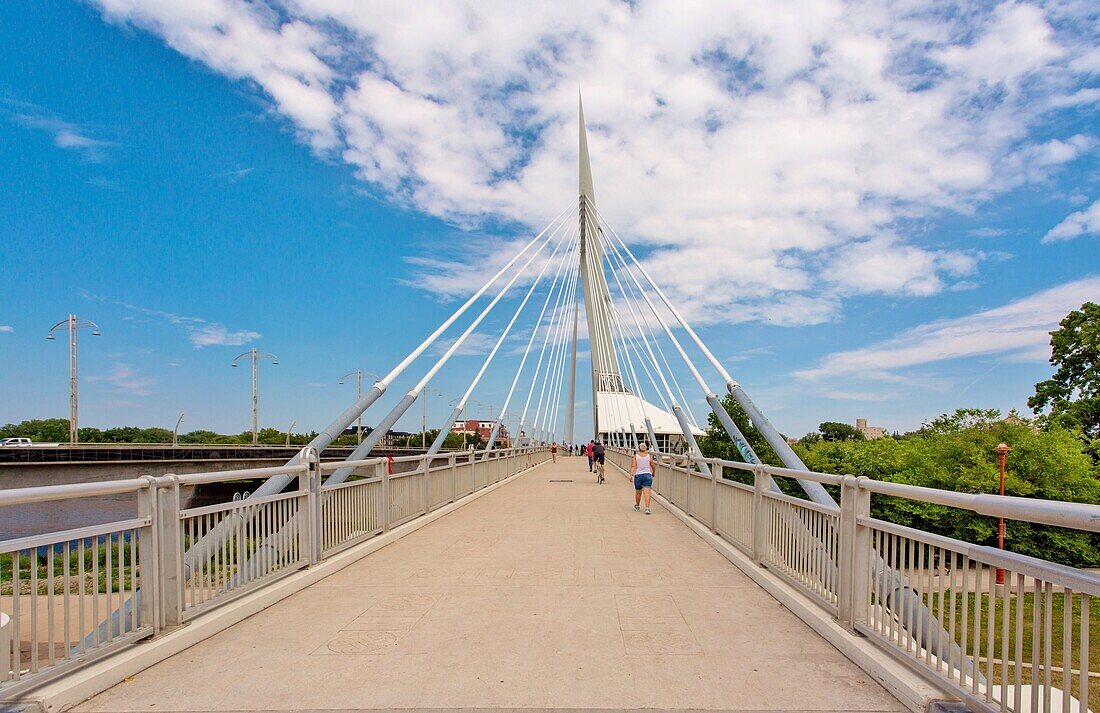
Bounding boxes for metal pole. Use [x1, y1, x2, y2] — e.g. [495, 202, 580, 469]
[49, 314, 100, 445]
[356, 370, 362, 444]
[173, 413, 184, 447]
[234, 349, 277, 446]
[422, 390, 427, 449]
[286, 420, 296, 447]
[69, 315, 78, 444]
[566, 295, 578, 443]
[995, 442, 1011, 585]
[251, 348, 258, 445]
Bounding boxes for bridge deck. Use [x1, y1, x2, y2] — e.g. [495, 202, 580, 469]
[76, 456, 904, 713]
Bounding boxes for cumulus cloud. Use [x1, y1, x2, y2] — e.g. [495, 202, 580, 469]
[795, 276, 1100, 381]
[1042, 199, 1100, 243]
[0, 325, 13, 333]
[87, 1, 1098, 324]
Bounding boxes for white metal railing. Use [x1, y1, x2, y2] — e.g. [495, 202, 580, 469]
[0, 479, 156, 698]
[0, 446, 548, 696]
[608, 447, 1100, 713]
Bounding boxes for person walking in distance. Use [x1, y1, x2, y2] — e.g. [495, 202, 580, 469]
[592, 440, 605, 484]
[630, 442, 654, 514]
[585, 440, 595, 472]
[550, 441, 558, 463]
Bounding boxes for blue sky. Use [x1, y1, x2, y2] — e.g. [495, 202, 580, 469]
[0, 1, 1097, 440]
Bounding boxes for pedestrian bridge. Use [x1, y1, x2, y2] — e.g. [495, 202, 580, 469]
[63, 454, 904, 713]
[3, 446, 1097, 713]
[4, 102, 1099, 713]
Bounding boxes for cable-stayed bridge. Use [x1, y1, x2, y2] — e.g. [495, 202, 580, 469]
[2, 101, 1098, 713]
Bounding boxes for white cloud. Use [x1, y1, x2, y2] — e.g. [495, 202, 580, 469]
[6, 102, 115, 162]
[430, 332, 499, 357]
[821, 389, 892, 402]
[0, 325, 13, 333]
[86, 1, 1098, 324]
[86, 363, 159, 396]
[188, 325, 262, 348]
[79, 290, 262, 348]
[1042, 199, 1100, 243]
[795, 276, 1100, 381]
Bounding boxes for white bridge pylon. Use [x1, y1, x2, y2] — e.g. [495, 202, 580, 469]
[323, 94, 783, 468]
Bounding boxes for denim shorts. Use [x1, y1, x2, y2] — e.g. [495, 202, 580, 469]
[634, 473, 653, 490]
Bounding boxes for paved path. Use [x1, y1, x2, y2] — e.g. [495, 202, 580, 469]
[76, 456, 904, 713]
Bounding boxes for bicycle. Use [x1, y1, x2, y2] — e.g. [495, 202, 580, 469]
[596, 457, 605, 484]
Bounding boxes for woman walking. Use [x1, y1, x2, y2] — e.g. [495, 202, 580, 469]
[629, 443, 654, 514]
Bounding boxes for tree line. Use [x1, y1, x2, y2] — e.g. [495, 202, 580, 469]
[0, 419, 319, 446]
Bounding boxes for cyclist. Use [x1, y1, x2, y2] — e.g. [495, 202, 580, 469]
[592, 440, 605, 484]
[629, 442, 654, 514]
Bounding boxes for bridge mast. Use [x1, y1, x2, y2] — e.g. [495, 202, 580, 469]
[577, 95, 626, 442]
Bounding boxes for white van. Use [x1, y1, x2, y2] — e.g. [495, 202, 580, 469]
[0, 437, 33, 446]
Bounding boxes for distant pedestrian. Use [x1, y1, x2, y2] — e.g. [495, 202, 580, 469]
[592, 440, 605, 484]
[630, 442, 654, 514]
[585, 440, 595, 472]
[550, 441, 558, 463]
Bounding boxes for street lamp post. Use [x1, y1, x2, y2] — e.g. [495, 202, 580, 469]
[47, 314, 101, 445]
[994, 442, 1011, 585]
[449, 397, 467, 449]
[421, 386, 440, 449]
[286, 420, 296, 447]
[340, 369, 378, 445]
[173, 413, 185, 447]
[231, 348, 279, 446]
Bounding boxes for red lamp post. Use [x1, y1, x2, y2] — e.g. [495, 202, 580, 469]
[994, 443, 1011, 585]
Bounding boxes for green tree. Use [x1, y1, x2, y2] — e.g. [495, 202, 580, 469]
[1029, 302, 1100, 456]
[818, 421, 865, 442]
[919, 407, 1002, 435]
[697, 393, 783, 467]
[800, 416, 1100, 567]
[0, 418, 71, 442]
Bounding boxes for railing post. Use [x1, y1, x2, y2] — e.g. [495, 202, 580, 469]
[137, 476, 160, 632]
[752, 465, 766, 566]
[838, 475, 871, 631]
[711, 461, 721, 534]
[469, 451, 477, 490]
[422, 455, 431, 515]
[378, 461, 390, 532]
[685, 456, 692, 517]
[303, 448, 320, 565]
[449, 453, 457, 503]
[156, 474, 182, 628]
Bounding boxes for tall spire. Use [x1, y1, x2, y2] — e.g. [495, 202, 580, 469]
[576, 91, 625, 440]
[579, 93, 595, 201]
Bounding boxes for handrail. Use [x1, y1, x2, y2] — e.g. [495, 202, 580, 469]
[628, 446, 1100, 532]
[0, 477, 151, 505]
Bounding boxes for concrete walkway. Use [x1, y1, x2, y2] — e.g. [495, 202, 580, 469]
[76, 456, 904, 713]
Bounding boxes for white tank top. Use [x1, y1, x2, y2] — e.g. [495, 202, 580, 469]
[635, 453, 652, 474]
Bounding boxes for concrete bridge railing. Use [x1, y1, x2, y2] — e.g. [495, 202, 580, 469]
[607, 447, 1100, 713]
[0, 446, 550, 699]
